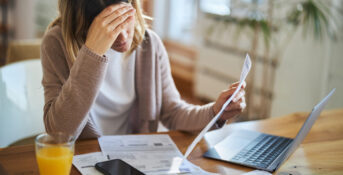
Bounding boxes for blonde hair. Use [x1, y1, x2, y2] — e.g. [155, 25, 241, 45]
[48, 0, 147, 62]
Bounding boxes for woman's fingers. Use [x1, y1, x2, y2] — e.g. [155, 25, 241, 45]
[213, 82, 247, 115]
[230, 82, 240, 88]
[98, 3, 128, 18]
[230, 81, 246, 89]
[111, 16, 134, 38]
[214, 87, 243, 114]
[107, 8, 135, 31]
[103, 6, 133, 25]
[219, 88, 236, 100]
[225, 96, 246, 111]
[221, 109, 242, 121]
[220, 88, 245, 103]
[233, 90, 245, 102]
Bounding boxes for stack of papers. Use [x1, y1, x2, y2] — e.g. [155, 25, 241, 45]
[73, 135, 217, 175]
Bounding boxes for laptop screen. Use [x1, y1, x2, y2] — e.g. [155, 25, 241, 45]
[274, 88, 336, 170]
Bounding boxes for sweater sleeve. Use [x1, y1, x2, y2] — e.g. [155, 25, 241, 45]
[41, 31, 108, 139]
[152, 33, 216, 132]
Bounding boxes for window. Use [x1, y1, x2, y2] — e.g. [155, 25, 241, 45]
[35, 0, 58, 37]
[153, 0, 197, 44]
[167, 0, 198, 44]
[200, 0, 231, 16]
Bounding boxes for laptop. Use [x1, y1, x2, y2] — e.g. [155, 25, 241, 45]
[203, 88, 336, 172]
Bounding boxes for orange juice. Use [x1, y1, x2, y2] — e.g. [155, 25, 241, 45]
[36, 146, 73, 175]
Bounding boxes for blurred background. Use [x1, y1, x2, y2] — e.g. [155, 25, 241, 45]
[0, 0, 343, 146]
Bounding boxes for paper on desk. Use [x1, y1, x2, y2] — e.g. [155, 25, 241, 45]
[73, 152, 107, 175]
[184, 54, 252, 158]
[98, 134, 217, 175]
[242, 170, 272, 175]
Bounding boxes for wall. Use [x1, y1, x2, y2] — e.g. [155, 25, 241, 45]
[325, 34, 343, 109]
[270, 30, 341, 117]
[13, 0, 36, 39]
[12, 0, 58, 40]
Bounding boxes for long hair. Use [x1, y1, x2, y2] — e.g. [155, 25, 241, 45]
[48, 0, 147, 62]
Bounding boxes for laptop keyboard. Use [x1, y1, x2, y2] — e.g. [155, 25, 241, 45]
[231, 134, 292, 169]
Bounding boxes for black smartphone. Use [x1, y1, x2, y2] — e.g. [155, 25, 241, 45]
[95, 159, 145, 175]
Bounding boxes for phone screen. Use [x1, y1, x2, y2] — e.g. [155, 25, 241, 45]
[95, 159, 145, 175]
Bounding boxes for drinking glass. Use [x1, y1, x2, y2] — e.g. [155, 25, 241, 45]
[35, 132, 75, 175]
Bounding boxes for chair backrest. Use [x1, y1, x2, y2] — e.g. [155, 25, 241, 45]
[0, 59, 45, 147]
[6, 39, 41, 65]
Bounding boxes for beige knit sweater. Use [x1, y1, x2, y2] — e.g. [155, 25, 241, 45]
[41, 26, 216, 139]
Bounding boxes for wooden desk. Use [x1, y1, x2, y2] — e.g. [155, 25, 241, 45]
[0, 109, 342, 175]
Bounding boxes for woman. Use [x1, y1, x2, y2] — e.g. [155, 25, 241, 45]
[41, 0, 246, 139]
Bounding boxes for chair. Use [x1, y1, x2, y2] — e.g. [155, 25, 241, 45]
[6, 39, 41, 65]
[0, 59, 45, 148]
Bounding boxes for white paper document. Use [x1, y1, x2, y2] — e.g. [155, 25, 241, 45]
[184, 54, 252, 158]
[242, 170, 272, 175]
[97, 134, 217, 175]
[73, 152, 107, 175]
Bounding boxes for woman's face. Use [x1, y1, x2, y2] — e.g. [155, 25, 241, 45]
[111, 11, 135, 53]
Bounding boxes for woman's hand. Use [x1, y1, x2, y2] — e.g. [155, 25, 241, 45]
[85, 3, 135, 56]
[213, 81, 247, 121]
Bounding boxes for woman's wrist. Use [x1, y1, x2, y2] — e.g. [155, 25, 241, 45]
[212, 103, 226, 128]
[81, 45, 109, 63]
[85, 42, 106, 56]
[216, 118, 227, 128]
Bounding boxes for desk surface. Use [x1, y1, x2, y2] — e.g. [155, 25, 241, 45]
[0, 109, 342, 175]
